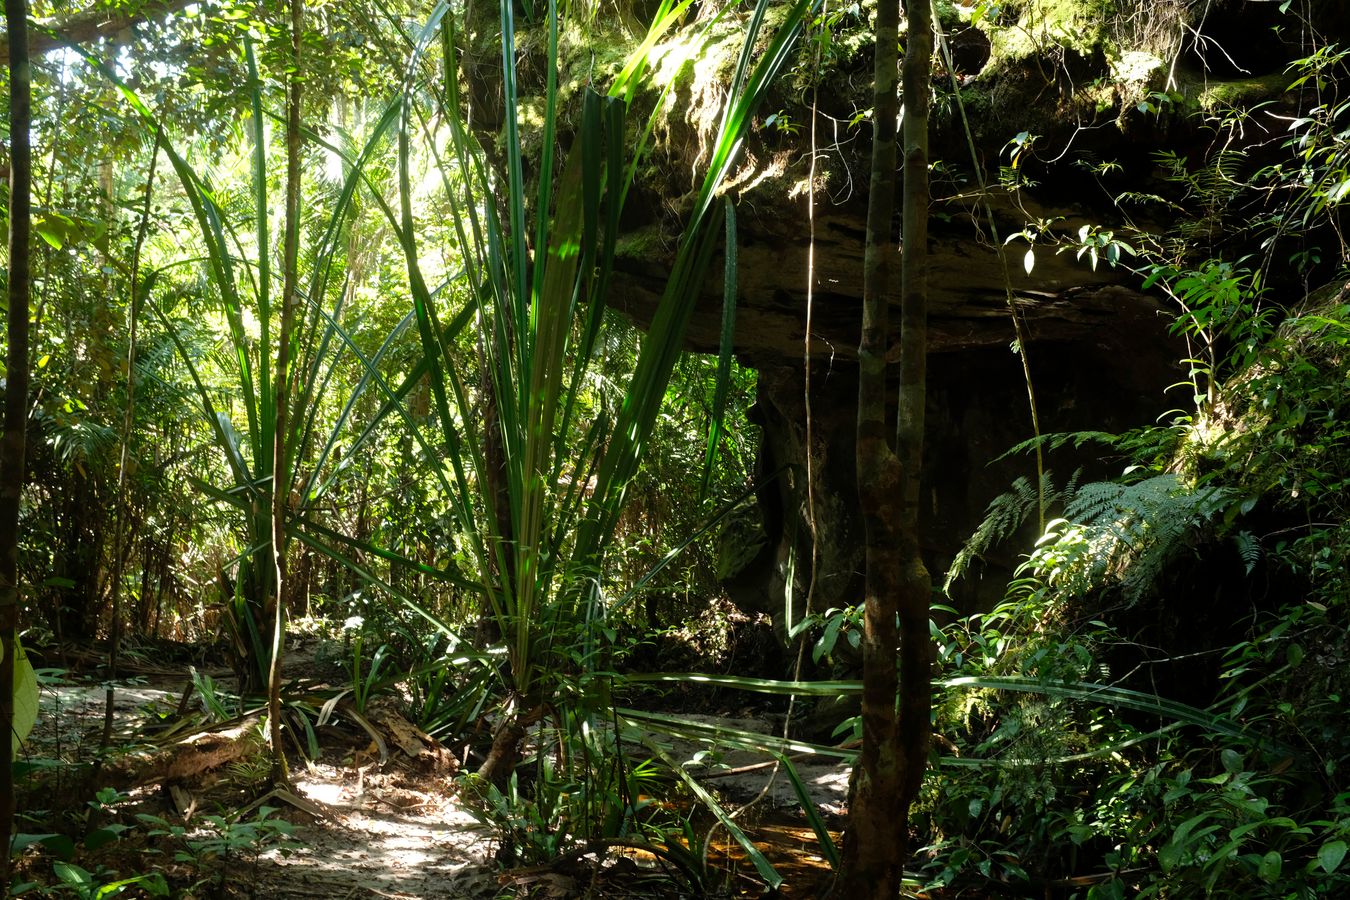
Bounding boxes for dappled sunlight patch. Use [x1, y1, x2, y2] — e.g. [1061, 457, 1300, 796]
[258, 762, 496, 897]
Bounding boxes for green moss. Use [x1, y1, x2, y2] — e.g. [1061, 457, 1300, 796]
[934, 0, 962, 28]
[614, 225, 668, 261]
[1195, 73, 1293, 113]
[985, 0, 1117, 65]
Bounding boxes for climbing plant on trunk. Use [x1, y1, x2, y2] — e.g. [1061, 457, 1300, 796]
[841, 0, 933, 895]
[267, 0, 305, 787]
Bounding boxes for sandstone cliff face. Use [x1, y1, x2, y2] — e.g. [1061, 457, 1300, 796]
[599, 0, 1334, 630]
[613, 190, 1183, 622]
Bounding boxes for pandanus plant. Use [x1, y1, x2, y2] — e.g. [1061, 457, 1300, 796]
[77, 0, 812, 801]
[65, 31, 451, 703]
[389, 0, 811, 783]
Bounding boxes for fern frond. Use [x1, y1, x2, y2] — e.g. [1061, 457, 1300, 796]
[1233, 530, 1261, 575]
[1040, 475, 1236, 604]
[946, 476, 1041, 590]
[994, 431, 1123, 463]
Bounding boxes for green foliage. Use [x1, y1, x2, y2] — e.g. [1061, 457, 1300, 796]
[788, 603, 862, 666]
[24, 796, 164, 893]
[47, 863, 168, 900]
[339, 616, 390, 715]
[465, 741, 669, 865]
[1035, 475, 1235, 602]
[918, 571, 1341, 896]
[379, 0, 811, 762]
[138, 806, 301, 893]
[6, 637, 39, 754]
[932, 154, 1350, 898]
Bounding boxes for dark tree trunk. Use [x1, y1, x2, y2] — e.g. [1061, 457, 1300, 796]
[841, 0, 904, 890]
[1, 0, 32, 881]
[841, 1, 932, 895]
[895, 0, 934, 855]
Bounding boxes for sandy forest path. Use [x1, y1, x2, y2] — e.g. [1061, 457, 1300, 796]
[253, 763, 496, 899]
[30, 647, 848, 899]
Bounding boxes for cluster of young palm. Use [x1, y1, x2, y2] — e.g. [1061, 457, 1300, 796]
[74, 0, 814, 869]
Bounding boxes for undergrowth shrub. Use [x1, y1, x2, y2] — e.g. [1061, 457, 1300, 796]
[927, 289, 1350, 896]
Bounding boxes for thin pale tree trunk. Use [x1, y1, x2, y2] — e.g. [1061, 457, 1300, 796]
[1, 0, 32, 882]
[268, 0, 304, 784]
[841, 0, 932, 895]
[101, 134, 162, 753]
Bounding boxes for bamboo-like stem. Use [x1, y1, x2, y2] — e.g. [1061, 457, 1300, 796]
[842, 0, 904, 892]
[842, 1, 934, 895]
[894, 0, 934, 850]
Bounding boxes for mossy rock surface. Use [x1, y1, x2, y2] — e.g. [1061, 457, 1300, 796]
[1195, 72, 1294, 113]
[983, 0, 1118, 66]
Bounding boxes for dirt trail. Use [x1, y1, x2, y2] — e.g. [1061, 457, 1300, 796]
[32, 668, 848, 898]
[253, 764, 497, 899]
[35, 675, 499, 899]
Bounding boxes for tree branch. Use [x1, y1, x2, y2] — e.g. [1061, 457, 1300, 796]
[0, 0, 194, 66]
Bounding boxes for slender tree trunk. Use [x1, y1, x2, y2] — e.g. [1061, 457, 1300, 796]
[268, 0, 304, 785]
[1, 0, 32, 882]
[101, 134, 162, 753]
[895, 0, 934, 847]
[841, 1, 932, 896]
[842, 0, 903, 891]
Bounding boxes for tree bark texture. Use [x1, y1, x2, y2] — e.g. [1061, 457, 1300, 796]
[841, 1, 933, 895]
[842, 0, 905, 894]
[895, 0, 935, 847]
[1, 0, 31, 881]
[268, 0, 304, 785]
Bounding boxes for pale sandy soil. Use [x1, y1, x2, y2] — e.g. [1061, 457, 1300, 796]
[252, 764, 499, 899]
[29, 671, 848, 898]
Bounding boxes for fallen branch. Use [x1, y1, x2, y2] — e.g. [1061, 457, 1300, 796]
[102, 716, 263, 789]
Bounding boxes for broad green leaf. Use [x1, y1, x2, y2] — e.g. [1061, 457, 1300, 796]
[8, 638, 38, 754]
[1259, 850, 1283, 882]
[84, 825, 131, 852]
[1320, 840, 1347, 873]
[54, 862, 94, 888]
[11, 833, 75, 859]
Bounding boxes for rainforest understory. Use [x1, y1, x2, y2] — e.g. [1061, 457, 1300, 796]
[2, 0, 1350, 897]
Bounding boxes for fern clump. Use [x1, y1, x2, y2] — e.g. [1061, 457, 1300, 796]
[1029, 474, 1235, 605]
[947, 462, 1239, 607]
[945, 466, 1084, 591]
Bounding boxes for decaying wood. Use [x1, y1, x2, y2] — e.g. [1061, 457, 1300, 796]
[102, 716, 264, 789]
[367, 703, 430, 759]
